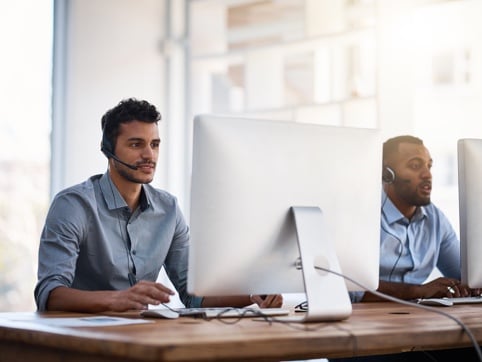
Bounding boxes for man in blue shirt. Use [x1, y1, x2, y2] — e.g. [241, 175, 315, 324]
[35, 98, 282, 312]
[334, 136, 480, 361]
[359, 135, 478, 302]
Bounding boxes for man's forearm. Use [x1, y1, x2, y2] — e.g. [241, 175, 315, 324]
[361, 280, 422, 302]
[47, 286, 117, 312]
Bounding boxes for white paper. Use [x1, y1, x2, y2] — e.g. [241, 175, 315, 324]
[11, 315, 152, 327]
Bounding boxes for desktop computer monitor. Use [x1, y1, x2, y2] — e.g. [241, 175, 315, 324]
[458, 138, 482, 288]
[188, 115, 382, 322]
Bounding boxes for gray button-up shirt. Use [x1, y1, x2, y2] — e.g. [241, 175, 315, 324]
[35, 172, 202, 311]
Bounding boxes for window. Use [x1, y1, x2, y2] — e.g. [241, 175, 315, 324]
[0, 1, 53, 311]
[188, 0, 377, 127]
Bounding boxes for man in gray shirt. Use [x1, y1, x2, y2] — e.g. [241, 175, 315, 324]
[35, 98, 282, 312]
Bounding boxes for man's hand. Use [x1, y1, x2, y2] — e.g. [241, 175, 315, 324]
[421, 277, 478, 298]
[109, 280, 175, 311]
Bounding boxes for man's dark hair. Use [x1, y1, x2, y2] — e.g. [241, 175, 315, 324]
[382, 135, 424, 164]
[101, 98, 161, 154]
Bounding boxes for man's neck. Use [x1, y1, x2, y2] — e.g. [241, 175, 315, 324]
[109, 171, 142, 211]
[384, 188, 417, 220]
[396, 204, 417, 220]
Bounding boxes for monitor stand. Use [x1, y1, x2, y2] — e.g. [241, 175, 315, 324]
[287, 206, 352, 322]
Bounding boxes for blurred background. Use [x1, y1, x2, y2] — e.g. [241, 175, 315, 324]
[2, 0, 482, 311]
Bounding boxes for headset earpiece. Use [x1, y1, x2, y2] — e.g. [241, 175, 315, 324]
[382, 166, 395, 184]
[100, 126, 138, 170]
[101, 130, 114, 159]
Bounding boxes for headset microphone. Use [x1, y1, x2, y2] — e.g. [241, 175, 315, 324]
[101, 146, 139, 170]
[101, 130, 139, 171]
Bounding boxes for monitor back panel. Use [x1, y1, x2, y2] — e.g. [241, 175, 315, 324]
[189, 115, 382, 296]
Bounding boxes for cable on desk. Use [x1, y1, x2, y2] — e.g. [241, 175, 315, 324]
[160, 303, 273, 323]
[314, 266, 482, 362]
[214, 308, 273, 325]
[160, 271, 482, 361]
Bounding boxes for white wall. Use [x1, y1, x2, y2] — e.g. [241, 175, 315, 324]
[52, 0, 167, 194]
[54, 0, 482, 231]
[376, 0, 482, 231]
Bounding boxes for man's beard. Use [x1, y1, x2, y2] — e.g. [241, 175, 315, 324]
[115, 163, 154, 184]
[398, 187, 431, 207]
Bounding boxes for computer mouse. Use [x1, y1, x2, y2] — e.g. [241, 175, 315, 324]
[416, 298, 454, 307]
[141, 308, 180, 319]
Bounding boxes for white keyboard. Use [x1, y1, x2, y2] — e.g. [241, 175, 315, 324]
[142, 306, 290, 319]
[417, 295, 482, 307]
[451, 296, 482, 304]
[174, 307, 290, 318]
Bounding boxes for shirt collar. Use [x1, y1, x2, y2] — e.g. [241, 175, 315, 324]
[139, 187, 150, 211]
[99, 172, 151, 212]
[381, 190, 427, 225]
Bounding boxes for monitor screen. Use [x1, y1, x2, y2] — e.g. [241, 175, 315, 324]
[458, 138, 482, 288]
[188, 115, 382, 321]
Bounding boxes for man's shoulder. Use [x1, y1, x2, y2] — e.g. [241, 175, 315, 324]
[422, 202, 444, 215]
[53, 174, 101, 199]
[142, 184, 178, 206]
[142, 185, 186, 222]
[421, 202, 452, 225]
[46, 175, 103, 220]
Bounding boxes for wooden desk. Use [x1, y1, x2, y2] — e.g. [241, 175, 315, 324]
[1, 302, 482, 362]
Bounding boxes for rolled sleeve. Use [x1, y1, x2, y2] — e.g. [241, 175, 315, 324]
[34, 193, 85, 311]
[34, 277, 70, 312]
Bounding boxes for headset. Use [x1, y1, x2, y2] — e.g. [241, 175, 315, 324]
[381, 165, 411, 281]
[382, 166, 396, 184]
[101, 125, 138, 170]
[102, 124, 138, 285]
[382, 166, 411, 185]
[106, 170, 138, 286]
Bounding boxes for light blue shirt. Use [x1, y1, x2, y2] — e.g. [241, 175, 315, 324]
[34, 172, 203, 311]
[379, 191, 460, 283]
[351, 191, 460, 302]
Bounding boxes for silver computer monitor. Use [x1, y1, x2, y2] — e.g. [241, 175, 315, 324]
[458, 138, 482, 288]
[188, 115, 381, 322]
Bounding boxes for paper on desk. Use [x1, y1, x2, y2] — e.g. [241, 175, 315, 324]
[11, 316, 153, 327]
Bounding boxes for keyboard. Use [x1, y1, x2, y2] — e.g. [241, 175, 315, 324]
[451, 296, 482, 304]
[143, 306, 290, 319]
[174, 307, 290, 318]
[416, 295, 482, 307]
